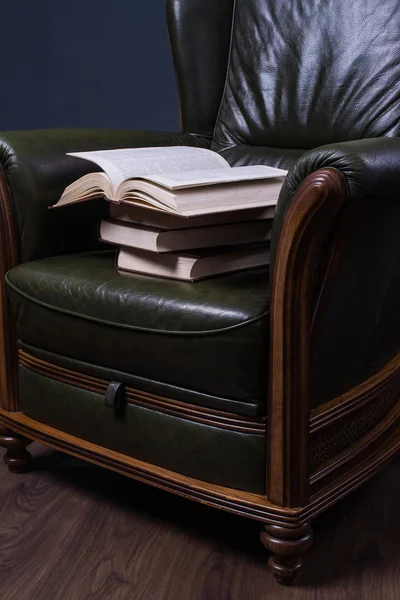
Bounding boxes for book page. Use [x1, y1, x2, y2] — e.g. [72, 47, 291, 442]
[143, 165, 287, 190]
[68, 146, 230, 189]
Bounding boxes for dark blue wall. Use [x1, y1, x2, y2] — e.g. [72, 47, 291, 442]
[0, 1, 180, 131]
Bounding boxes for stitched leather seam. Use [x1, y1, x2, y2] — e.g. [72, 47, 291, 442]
[6, 276, 269, 336]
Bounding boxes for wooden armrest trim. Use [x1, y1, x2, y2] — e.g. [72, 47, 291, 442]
[267, 168, 347, 507]
[0, 166, 19, 411]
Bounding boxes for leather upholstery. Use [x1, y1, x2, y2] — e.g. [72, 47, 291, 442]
[212, 0, 400, 151]
[273, 138, 400, 405]
[0, 129, 209, 263]
[18, 342, 263, 417]
[7, 251, 270, 414]
[167, 0, 234, 136]
[19, 365, 266, 493]
[220, 145, 306, 171]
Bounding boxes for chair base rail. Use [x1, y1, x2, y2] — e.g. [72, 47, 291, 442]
[0, 408, 398, 527]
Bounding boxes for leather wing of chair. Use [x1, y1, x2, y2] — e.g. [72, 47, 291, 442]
[0, 0, 399, 588]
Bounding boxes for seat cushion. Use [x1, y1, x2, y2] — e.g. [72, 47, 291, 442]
[6, 251, 271, 416]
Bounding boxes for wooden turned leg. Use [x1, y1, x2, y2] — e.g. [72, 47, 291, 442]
[260, 523, 313, 586]
[0, 426, 32, 473]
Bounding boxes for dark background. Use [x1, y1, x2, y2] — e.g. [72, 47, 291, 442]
[0, 1, 180, 131]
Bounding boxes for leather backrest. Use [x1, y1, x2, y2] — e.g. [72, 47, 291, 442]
[167, 0, 234, 137]
[212, 0, 400, 151]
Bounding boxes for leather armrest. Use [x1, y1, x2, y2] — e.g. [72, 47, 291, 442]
[0, 129, 210, 263]
[273, 137, 400, 254]
[272, 137, 400, 407]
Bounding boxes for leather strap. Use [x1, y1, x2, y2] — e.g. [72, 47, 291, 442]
[105, 381, 125, 410]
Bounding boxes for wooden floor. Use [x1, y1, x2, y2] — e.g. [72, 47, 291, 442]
[0, 444, 398, 599]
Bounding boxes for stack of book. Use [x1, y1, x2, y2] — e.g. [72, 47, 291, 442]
[55, 147, 288, 281]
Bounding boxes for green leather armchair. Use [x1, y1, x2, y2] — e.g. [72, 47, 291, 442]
[1, 0, 399, 587]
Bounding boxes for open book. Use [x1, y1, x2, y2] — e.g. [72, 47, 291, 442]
[54, 146, 287, 217]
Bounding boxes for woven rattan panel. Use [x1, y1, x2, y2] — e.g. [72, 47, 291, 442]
[310, 383, 399, 470]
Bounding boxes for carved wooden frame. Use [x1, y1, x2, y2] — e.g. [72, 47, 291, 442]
[0, 166, 19, 412]
[0, 167, 399, 585]
[267, 168, 348, 507]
